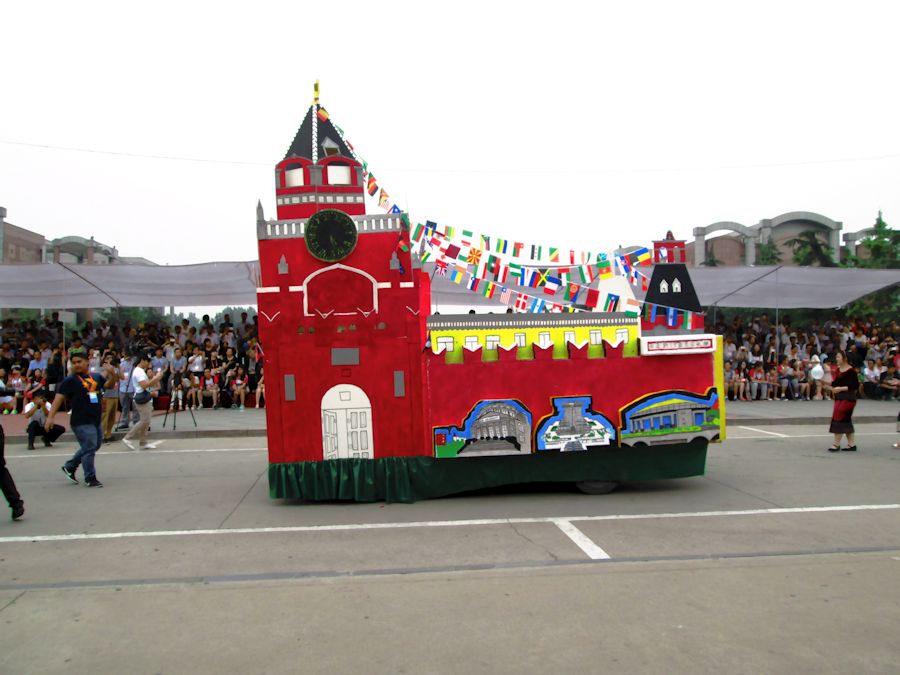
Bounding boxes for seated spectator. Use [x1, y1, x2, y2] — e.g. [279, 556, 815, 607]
[862, 359, 883, 399]
[749, 364, 767, 401]
[184, 371, 201, 410]
[0, 368, 15, 413]
[8, 365, 26, 413]
[878, 363, 899, 400]
[231, 366, 249, 410]
[24, 393, 65, 450]
[778, 357, 799, 400]
[200, 368, 219, 409]
[24, 368, 46, 402]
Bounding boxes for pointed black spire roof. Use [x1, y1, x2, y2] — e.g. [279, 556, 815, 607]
[283, 104, 354, 162]
[644, 263, 702, 312]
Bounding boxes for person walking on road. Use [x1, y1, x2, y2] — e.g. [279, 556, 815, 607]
[826, 350, 858, 453]
[122, 353, 164, 451]
[0, 385, 25, 520]
[46, 353, 106, 488]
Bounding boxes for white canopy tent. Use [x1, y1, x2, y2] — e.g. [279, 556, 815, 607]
[0, 261, 896, 310]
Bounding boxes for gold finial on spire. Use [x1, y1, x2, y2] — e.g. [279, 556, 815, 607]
[313, 80, 320, 105]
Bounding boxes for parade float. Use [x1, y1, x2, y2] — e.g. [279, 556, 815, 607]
[256, 84, 725, 502]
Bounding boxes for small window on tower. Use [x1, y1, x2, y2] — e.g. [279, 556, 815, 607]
[327, 164, 352, 185]
[285, 163, 305, 187]
[321, 137, 341, 157]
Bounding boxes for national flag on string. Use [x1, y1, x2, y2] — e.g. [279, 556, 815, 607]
[529, 297, 546, 313]
[316, 107, 330, 122]
[495, 239, 508, 254]
[624, 298, 640, 317]
[367, 175, 378, 196]
[425, 221, 437, 236]
[568, 250, 576, 264]
[564, 283, 580, 302]
[462, 230, 474, 246]
[412, 223, 425, 243]
[466, 248, 482, 265]
[531, 245, 542, 261]
[390, 204, 402, 214]
[449, 268, 462, 283]
[585, 288, 600, 308]
[444, 226, 455, 239]
[480, 234, 491, 249]
[486, 254, 501, 276]
[512, 242, 524, 257]
[500, 287, 513, 305]
[514, 293, 529, 311]
[378, 189, 390, 209]
[659, 247, 669, 262]
[435, 259, 448, 275]
[685, 310, 694, 327]
[597, 254, 613, 279]
[666, 307, 678, 326]
[616, 255, 630, 276]
[466, 276, 479, 292]
[420, 249, 432, 262]
[543, 276, 561, 295]
[442, 243, 461, 260]
[481, 281, 496, 298]
[634, 247, 652, 266]
[603, 293, 619, 312]
[548, 248, 559, 263]
[537, 268, 550, 287]
[629, 268, 640, 287]
[494, 264, 509, 284]
[507, 263, 522, 281]
[641, 273, 649, 291]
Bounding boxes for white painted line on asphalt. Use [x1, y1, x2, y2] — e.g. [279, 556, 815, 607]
[552, 519, 610, 560]
[0, 503, 897, 545]
[9, 447, 267, 459]
[737, 426, 790, 438]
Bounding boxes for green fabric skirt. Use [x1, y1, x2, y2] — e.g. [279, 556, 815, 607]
[269, 439, 708, 503]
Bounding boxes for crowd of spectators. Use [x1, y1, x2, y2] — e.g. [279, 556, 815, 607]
[707, 313, 900, 402]
[0, 311, 265, 425]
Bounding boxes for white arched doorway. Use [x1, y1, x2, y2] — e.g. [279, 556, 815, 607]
[321, 384, 374, 460]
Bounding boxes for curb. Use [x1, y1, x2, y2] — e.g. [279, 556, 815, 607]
[726, 416, 896, 427]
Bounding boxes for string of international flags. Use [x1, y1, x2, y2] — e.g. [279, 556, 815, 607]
[326, 110, 696, 326]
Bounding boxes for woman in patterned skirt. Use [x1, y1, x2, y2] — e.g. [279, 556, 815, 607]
[827, 351, 858, 452]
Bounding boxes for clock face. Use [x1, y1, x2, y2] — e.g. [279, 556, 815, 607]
[305, 209, 358, 262]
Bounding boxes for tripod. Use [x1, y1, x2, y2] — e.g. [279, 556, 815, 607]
[162, 396, 197, 430]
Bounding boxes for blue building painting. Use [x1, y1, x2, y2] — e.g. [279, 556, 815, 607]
[534, 396, 616, 452]
[619, 389, 720, 447]
[433, 399, 533, 458]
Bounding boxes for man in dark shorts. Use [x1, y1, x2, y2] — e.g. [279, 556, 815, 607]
[46, 353, 105, 487]
[0, 385, 25, 520]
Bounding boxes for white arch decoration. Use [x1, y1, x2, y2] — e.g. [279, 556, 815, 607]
[302, 263, 379, 317]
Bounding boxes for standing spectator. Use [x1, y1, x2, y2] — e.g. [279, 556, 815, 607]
[24, 393, 65, 450]
[0, 385, 25, 520]
[45, 345, 64, 399]
[46, 353, 106, 488]
[100, 355, 120, 444]
[826, 351, 858, 453]
[150, 347, 169, 394]
[122, 354, 164, 451]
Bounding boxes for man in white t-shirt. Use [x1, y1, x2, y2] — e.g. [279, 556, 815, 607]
[122, 354, 165, 451]
[24, 393, 65, 450]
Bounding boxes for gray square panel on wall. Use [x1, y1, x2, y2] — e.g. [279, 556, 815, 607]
[393, 370, 405, 397]
[284, 374, 296, 401]
[332, 348, 360, 366]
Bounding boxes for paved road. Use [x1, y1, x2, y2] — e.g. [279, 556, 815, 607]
[1, 424, 898, 674]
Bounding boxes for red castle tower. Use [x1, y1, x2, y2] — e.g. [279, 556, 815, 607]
[256, 85, 431, 475]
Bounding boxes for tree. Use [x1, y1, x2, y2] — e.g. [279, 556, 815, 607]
[756, 235, 781, 265]
[845, 211, 899, 269]
[701, 242, 719, 267]
[785, 230, 836, 267]
[844, 212, 899, 323]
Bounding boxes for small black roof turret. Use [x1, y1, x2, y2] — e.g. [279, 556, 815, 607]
[643, 263, 702, 312]
[283, 82, 354, 162]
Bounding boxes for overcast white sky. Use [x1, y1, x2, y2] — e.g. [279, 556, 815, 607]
[1, 0, 898, 268]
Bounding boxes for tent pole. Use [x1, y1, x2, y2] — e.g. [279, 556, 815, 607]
[775, 266, 779, 360]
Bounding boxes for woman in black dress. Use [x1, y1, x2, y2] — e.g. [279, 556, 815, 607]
[827, 350, 858, 452]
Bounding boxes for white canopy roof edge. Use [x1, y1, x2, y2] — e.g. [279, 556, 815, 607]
[0, 262, 896, 310]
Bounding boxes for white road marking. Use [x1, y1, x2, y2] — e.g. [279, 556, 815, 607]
[0, 503, 896, 545]
[552, 519, 610, 559]
[9, 447, 267, 459]
[737, 426, 790, 438]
